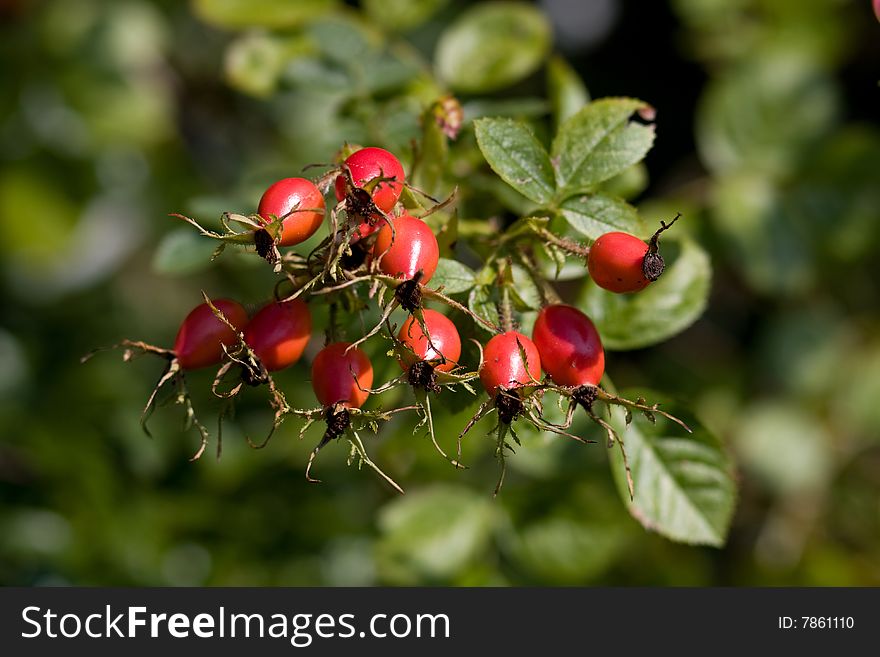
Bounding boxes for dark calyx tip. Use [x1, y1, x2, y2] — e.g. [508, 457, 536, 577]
[341, 242, 370, 270]
[642, 252, 665, 281]
[572, 385, 598, 411]
[324, 405, 351, 439]
[495, 388, 524, 425]
[241, 365, 269, 387]
[395, 273, 424, 312]
[348, 188, 379, 221]
[254, 228, 277, 263]
[408, 360, 438, 392]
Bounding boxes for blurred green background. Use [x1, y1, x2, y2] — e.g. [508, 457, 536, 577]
[1, 0, 878, 586]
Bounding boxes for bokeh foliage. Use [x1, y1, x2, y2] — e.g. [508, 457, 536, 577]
[1, 0, 878, 585]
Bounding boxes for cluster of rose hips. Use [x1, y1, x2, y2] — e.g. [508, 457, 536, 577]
[88, 145, 686, 495]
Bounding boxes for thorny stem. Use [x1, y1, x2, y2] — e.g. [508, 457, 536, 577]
[498, 286, 515, 333]
[585, 405, 634, 500]
[423, 286, 501, 334]
[80, 339, 175, 365]
[594, 387, 692, 434]
[516, 250, 562, 306]
[327, 302, 341, 343]
[536, 227, 590, 260]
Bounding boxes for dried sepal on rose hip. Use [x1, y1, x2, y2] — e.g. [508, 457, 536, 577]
[455, 326, 606, 494]
[298, 342, 406, 493]
[202, 297, 315, 453]
[334, 146, 405, 216]
[397, 309, 462, 384]
[392, 308, 474, 469]
[318, 213, 442, 357]
[455, 331, 541, 493]
[587, 214, 681, 293]
[526, 302, 693, 499]
[81, 296, 250, 460]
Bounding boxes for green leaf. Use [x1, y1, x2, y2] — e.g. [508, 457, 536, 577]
[599, 163, 648, 201]
[193, 0, 335, 29]
[435, 2, 551, 93]
[432, 258, 476, 294]
[696, 53, 838, 177]
[376, 485, 495, 584]
[735, 402, 832, 494]
[580, 238, 711, 350]
[552, 98, 655, 197]
[468, 285, 501, 334]
[307, 16, 375, 66]
[152, 228, 219, 276]
[509, 264, 542, 310]
[224, 33, 286, 98]
[559, 193, 647, 240]
[474, 118, 555, 205]
[363, 0, 449, 32]
[359, 51, 422, 94]
[710, 172, 812, 295]
[547, 55, 589, 130]
[503, 517, 624, 584]
[609, 391, 737, 547]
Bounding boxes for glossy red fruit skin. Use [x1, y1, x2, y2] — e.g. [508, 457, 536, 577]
[311, 342, 373, 409]
[479, 331, 542, 398]
[334, 147, 405, 214]
[174, 299, 249, 371]
[532, 304, 604, 387]
[372, 212, 439, 284]
[258, 177, 325, 247]
[587, 232, 651, 293]
[397, 309, 461, 373]
[243, 299, 312, 372]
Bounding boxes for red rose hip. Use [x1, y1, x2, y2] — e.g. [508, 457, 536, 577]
[372, 212, 439, 284]
[479, 331, 542, 398]
[174, 299, 249, 371]
[258, 177, 325, 246]
[334, 147, 405, 214]
[244, 299, 312, 372]
[397, 309, 461, 373]
[587, 231, 652, 293]
[311, 342, 373, 409]
[532, 304, 604, 387]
